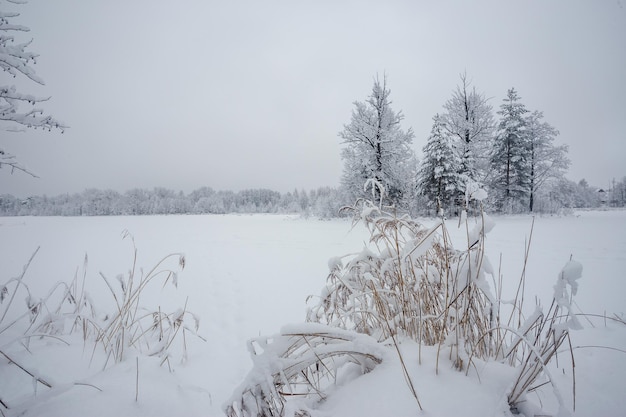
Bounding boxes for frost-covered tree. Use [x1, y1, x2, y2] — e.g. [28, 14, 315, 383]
[417, 114, 461, 215]
[490, 88, 529, 211]
[525, 110, 569, 212]
[1, 0, 66, 176]
[534, 177, 601, 212]
[309, 186, 345, 218]
[339, 75, 416, 208]
[441, 73, 494, 195]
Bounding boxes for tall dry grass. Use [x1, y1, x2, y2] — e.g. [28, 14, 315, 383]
[0, 236, 200, 412]
[307, 199, 498, 372]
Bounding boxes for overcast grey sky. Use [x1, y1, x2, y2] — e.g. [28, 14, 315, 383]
[2, 0, 625, 198]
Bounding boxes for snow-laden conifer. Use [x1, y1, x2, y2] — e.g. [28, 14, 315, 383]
[490, 88, 530, 212]
[417, 114, 462, 216]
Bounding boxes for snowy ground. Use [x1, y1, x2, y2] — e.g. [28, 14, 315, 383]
[1, 211, 625, 416]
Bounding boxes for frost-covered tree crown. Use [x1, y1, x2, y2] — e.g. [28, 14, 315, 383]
[487, 88, 571, 212]
[441, 72, 494, 187]
[525, 110, 569, 211]
[339, 75, 416, 209]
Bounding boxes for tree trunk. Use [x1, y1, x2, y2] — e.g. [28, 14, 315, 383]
[529, 143, 535, 212]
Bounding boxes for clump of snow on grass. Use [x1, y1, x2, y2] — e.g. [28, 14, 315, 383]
[465, 180, 489, 203]
[553, 259, 584, 333]
[554, 260, 582, 306]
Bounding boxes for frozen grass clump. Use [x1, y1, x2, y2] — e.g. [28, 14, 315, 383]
[95, 233, 201, 369]
[0, 235, 201, 412]
[502, 259, 582, 415]
[227, 192, 585, 416]
[307, 197, 498, 371]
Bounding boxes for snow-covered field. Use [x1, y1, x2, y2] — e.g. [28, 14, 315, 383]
[1, 211, 625, 416]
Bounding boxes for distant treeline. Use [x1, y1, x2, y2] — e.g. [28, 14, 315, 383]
[0, 187, 346, 218]
[1, 176, 622, 218]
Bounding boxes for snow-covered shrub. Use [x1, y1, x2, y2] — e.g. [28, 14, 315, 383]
[307, 197, 498, 370]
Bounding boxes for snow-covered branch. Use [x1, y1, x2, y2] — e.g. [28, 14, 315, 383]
[0, 0, 67, 175]
[0, 147, 38, 177]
